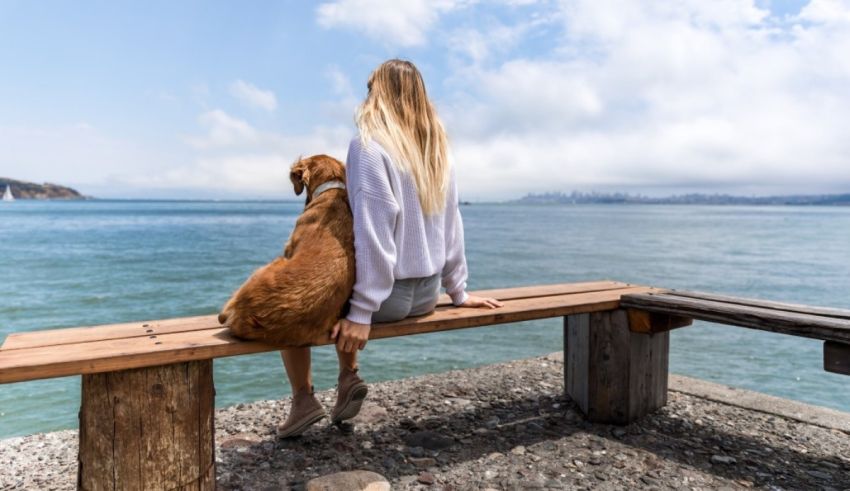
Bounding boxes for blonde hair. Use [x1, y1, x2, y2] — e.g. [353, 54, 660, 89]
[356, 59, 450, 215]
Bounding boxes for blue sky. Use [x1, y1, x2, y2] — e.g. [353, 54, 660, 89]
[1, 0, 847, 200]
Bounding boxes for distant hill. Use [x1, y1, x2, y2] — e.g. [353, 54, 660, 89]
[0, 177, 87, 200]
[514, 191, 850, 206]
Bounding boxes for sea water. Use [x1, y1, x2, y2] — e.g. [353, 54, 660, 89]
[1, 200, 848, 438]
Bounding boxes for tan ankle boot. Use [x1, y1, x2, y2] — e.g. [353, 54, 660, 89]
[277, 387, 326, 438]
[331, 367, 368, 423]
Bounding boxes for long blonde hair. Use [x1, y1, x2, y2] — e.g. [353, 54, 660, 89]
[356, 59, 450, 215]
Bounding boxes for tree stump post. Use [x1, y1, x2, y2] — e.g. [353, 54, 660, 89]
[77, 360, 215, 490]
[564, 309, 669, 424]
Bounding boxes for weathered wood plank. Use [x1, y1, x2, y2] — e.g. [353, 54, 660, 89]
[1, 281, 631, 351]
[824, 341, 850, 376]
[666, 290, 850, 319]
[565, 314, 590, 414]
[627, 309, 692, 333]
[587, 310, 631, 423]
[620, 293, 850, 343]
[0, 286, 656, 383]
[77, 361, 215, 490]
[628, 330, 669, 418]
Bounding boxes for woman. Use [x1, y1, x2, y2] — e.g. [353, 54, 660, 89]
[277, 59, 503, 438]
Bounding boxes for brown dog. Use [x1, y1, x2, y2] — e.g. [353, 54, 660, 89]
[218, 155, 355, 346]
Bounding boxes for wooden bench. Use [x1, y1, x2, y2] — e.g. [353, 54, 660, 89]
[1, 280, 664, 490]
[619, 290, 850, 376]
[2, 281, 848, 489]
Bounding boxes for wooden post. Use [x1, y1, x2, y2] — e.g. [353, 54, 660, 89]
[564, 309, 669, 424]
[77, 360, 215, 490]
[824, 341, 850, 376]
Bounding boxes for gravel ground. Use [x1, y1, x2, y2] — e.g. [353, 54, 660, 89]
[1, 353, 849, 490]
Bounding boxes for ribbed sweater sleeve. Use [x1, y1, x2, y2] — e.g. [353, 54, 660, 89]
[345, 139, 400, 324]
[441, 166, 469, 306]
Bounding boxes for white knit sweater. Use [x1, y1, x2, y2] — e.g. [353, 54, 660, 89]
[345, 136, 469, 324]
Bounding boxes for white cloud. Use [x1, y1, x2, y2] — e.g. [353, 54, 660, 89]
[185, 110, 261, 149]
[437, 0, 850, 198]
[143, 108, 354, 197]
[229, 80, 278, 112]
[0, 123, 173, 194]
[316, 0, 471, 46]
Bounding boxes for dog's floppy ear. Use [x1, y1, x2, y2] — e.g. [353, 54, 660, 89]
[289, 158, 310, 196]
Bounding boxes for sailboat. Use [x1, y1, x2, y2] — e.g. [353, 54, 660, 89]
[2, 185, 14, 202]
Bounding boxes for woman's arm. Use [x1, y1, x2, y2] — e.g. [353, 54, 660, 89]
[441, 166, 470, 305]
[441, 166, 502, 310]
[344, 139, 400, 325]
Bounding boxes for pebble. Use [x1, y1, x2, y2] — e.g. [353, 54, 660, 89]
[305, 470, 390, 491]
[409, 457, 436, 468]
[417, 471, 436, 485]
[403, 431, 453, 450]
[711, 455, 737, 465]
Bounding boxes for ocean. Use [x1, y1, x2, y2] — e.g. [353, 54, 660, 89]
[1, 200, 848, 438]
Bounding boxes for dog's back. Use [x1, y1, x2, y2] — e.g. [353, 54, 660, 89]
[219, 155, 355, 346]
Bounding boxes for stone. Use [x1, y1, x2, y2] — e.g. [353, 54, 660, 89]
[410, 457, 437, 468]
[403, 431, 454, 450]
[354, 404, 389, 425]
[305, 470, 390, 491]
[511, 445, 527, 456]
[806, 470, 832, 480]
[219, 433, 261, 449]
[417, 471, 436, 485]
[711, 455, 737, 465]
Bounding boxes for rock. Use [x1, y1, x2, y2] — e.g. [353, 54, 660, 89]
[711, 455, 737, 465]
[417, 471, 436, 485]
[511, 445, 527, 456]
[219, 433, 261, 449]
[305, 470, 390, 491]
[354, 404, 389, 425]
[409, 457, 437, 468]
[806, 470, 832, 480]
[407, 446, 426, 458]
[403, 431, 454, 450]
[611, 427, 627, 439]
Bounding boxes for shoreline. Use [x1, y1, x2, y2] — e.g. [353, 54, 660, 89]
[1, 353, 848, 489]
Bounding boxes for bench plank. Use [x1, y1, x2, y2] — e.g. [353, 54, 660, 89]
[0, 286, 654, 383]
[1, 281, 630, 351]
[620, 292, 850, 344]
[663, 290, 850, 320]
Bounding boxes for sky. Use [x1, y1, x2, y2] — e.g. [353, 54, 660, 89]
[1, 0, 848, 200]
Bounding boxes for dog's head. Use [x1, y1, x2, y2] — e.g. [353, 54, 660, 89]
[290, 154, 346, 203]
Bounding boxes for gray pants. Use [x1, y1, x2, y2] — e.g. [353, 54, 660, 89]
[372, 273, 441, 323]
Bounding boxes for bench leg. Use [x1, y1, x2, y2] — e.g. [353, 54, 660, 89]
[77, 360, 215, 490]
[564, 309, 669, 425]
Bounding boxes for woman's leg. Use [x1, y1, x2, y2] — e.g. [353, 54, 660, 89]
[280, 348, 312, 394]
[409, 273, 441, 317]
[277, 347, 326, 438]
[336, 345, 358, 371]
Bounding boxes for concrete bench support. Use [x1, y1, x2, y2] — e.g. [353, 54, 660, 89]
[564, 309, 669, 424]
[77, 360, 216, 490]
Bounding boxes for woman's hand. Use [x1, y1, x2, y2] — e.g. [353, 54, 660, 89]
[331, 318, 371, 353]
[460, 295, 504, 309]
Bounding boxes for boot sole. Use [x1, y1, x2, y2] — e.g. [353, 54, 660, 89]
[276, 407, 326, 439]
[332, 383, 368, 423]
